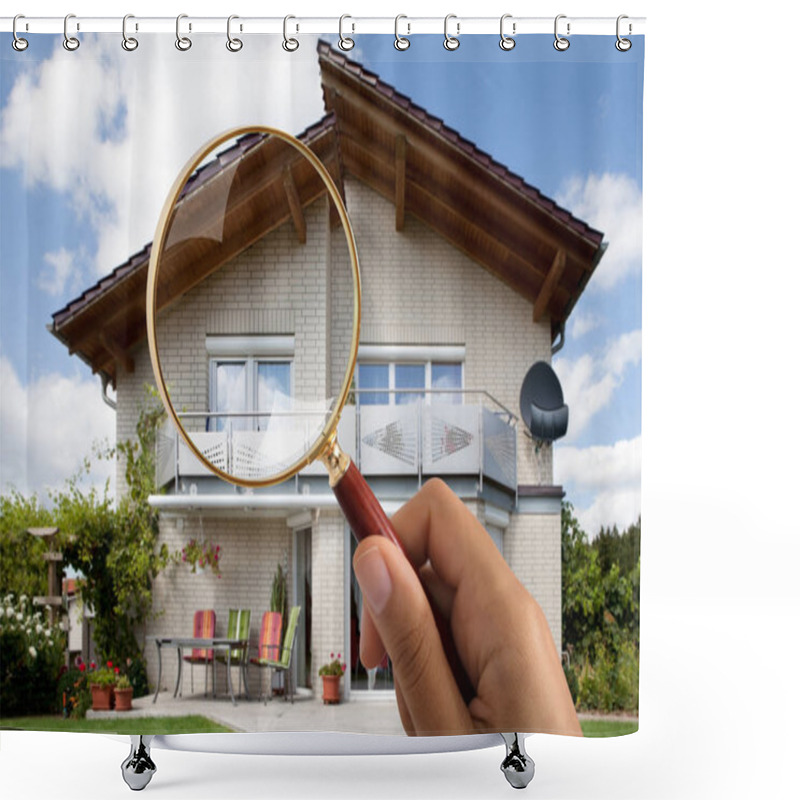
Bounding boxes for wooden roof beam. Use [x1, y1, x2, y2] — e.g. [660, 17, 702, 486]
[321, 81, 599, 260]
[533, 249, 566, 323]
[99, 332, 135, 373]
[283, 167, 307, 244]
[395, 134, 407, 232]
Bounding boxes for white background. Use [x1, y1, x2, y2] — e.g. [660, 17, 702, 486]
[2, 1, 799, 798]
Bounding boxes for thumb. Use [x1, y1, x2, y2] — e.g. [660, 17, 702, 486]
[353, 536, 473, 735]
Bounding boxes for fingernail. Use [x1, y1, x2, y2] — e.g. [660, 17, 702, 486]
[354, 546, 392, 616]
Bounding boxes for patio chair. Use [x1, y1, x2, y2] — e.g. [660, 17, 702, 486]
[250, 605, 301, 703]
[248, 611, 283, 704]
[181, 609, 216, 697]
[215, 608, 251, 698]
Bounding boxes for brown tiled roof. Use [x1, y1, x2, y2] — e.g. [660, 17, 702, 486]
[316, 40, 603, 248]
[50, 114, 339, 334]
[51, 44, 604, 385]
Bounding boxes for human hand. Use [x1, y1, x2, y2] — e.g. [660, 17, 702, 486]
[353, 478, 582, 737]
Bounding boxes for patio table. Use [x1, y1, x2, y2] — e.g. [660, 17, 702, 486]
[148, 636, 251, 706]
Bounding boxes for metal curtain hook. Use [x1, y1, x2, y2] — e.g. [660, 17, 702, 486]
[122, 14, 139, 51]
[12, 14, 29, 51]
[394, 15, 410, 51]
[226, 15, 243, 52]
[339, 14, 354, 51]
[175, 14, 192, 51]
[63, 13, 80, 51]
[499, 14, 516, 51]
[554, 14, 570, 51]
[283, 15, 299, 52]
[616, 14, 632, 51]
[444, 13, 460, 51]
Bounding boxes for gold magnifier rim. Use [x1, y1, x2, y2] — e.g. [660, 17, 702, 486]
[146, 125, 361, 488]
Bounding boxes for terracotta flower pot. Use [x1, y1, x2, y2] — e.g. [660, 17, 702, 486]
[115, 687, 134, 711]
[321, 674, 341, 705]
[90, 683, 114, 711]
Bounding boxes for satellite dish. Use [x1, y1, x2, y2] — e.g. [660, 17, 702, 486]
[519, 361, 568, 442]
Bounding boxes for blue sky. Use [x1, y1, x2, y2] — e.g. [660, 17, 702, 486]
[0, 33, 643, 534]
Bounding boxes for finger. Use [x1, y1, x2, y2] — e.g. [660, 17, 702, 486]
[358, 606, 386, 669]
[393, 679, 415, 735]
[391, 479, 521, 677]
[361, 608, 415, 734]
[419, 561, 455, 620]
[353, 536, 474, 735]
[391, 478, 510, 592]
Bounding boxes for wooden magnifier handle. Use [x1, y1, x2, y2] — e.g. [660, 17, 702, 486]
[324, 443, 475, 705]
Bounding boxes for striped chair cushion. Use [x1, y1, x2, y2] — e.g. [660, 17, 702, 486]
[251, 611, 282, 664]
[186, 609, 215, 661]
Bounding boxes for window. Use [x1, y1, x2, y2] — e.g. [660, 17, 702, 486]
[356, 346, 464, 406]
[207, 336, 293, 431]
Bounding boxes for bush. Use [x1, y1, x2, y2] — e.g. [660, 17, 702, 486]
[127, 656, 149, 699]
[57, 667, 91, 719]
[573, 638, 639, 712]
[0, 594, 65, 716]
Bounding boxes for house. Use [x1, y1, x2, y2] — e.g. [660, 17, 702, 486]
[49, 42, 604, 703]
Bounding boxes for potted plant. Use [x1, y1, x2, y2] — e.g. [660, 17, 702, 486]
[318, 653, 346, 705]
[89, 662, 116, 711]
[181, 538, 222, 578]
[114, 673, 134, 711]
[270, 563, 287, 696]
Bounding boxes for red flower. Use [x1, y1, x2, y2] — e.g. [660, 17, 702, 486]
[330, 652, 334, 659]
[114, 667, 120, 674]
[337, 653, 341, 659]
[90, 661, 96, 669]
[78, 663, 86, 672]
[107, 660, 113, 669]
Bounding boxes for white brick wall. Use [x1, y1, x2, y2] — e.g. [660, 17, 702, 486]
[143, 515, 292, 699]
[115, 175, 563, 696]
[331, 180, 553, 486]
[310, 510, 346, 697]
[503, 511, 562, 653]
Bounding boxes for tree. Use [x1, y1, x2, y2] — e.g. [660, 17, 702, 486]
[0, 492, 55, 598]
[52, 399, 170, 665]
[561, 502, 640, 711]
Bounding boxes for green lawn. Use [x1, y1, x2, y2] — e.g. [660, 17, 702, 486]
[0, 715, 232, 734]
[3, 714, 631, 738]
[580, 719, 638, 737]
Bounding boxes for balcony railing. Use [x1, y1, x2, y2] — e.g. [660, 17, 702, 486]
[156, 390, 518, 493]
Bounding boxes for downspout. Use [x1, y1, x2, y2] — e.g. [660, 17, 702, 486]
[551, 240, 608, 357]
[100, 375, 117, 411]
[551, 322, 566, 356]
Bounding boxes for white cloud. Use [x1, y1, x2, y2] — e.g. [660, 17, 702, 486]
[555, 436, 641, 536]
[37, 248, 80, 297]
[553, 329, 642, 441]
[0, 35, 325, 278]
[557, 172, 642, 289]
[570, 310, 601, 339]
[0, 356, 115, 497]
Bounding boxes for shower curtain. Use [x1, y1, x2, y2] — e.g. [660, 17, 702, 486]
[0, 17, 644, 756]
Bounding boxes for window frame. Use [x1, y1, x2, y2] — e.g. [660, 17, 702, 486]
[356, 345, 465, 406]
[207, 336, 295, 430]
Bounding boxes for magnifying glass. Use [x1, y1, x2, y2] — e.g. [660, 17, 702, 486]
[146, 125, 472, 703]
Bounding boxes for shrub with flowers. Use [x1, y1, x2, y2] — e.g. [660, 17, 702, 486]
[181, 538, 222, 577]
[318, 652, 346, 678]
[0, 593, 66, 716]
[57, 660, 91, 719]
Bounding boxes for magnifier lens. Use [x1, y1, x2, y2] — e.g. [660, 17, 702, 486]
[150, 128, 357, 486]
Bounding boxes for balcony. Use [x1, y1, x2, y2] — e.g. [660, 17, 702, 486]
[156, 390, 518, 496]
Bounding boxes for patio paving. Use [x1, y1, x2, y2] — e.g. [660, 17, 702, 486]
[88, 688, 406, 735]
